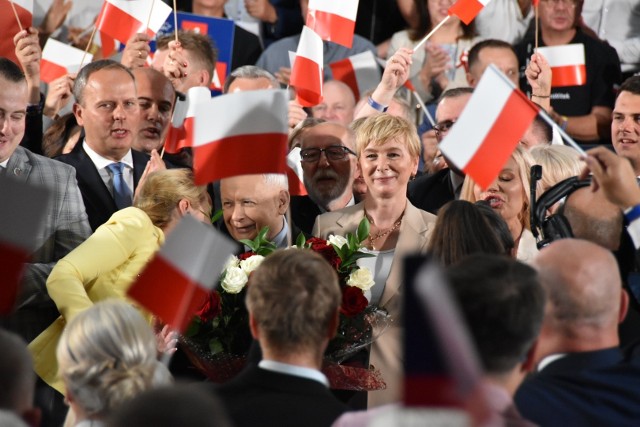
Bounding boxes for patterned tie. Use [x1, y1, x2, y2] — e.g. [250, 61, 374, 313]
[107, 162, 132, 209]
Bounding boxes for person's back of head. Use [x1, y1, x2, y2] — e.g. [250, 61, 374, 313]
[530, 145, 582, 193]
[428, 200, 509, 266]
[56, 300, 172, 421]
[532, 239, 627, 355]
[474, 200, 515, 257]
[247, 249, 341, 359]
[447, 254, 544, 379]
[106, 384, 231, 427]
[0, 329, 39, 426]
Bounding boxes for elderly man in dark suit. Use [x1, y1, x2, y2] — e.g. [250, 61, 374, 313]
[515, 238, 640, 426]
[57, 59, 149, 231]
[211, 249, 348, 427]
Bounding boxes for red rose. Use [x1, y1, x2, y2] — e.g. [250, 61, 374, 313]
[195, 291, 222, 323]
[306, 237, 342, 270]
[340, 286, 368, 317]
[237, 251, 254, 261]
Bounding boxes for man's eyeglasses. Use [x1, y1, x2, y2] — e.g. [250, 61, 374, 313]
[433, 120, 456, 135]
[300, 146, 356, 162]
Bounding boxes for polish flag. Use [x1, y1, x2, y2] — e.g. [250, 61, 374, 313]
[537, 44, 586, 87]
[291, 26, 324, 107]
[128, 215, 237, 331]
[0, 174, 50, 314]
[192, 89, 290, 185]
[164, 86, 211, 154]
[1, 0, 33, 65]
[439, 64, 539, 190]
[96, 0, 172, 45]
[40, 39, 92, 84]
[448, 0, 492, 25]
[306, 0, 359, 48]
[286, 147, 307, 196]
[329, 51, 381, 99]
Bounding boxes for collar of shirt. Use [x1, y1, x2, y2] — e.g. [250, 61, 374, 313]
[83, 142, 133, 170]
[0, 158, 8, 168]
[537, 353, 567, 372]
[259, 360, 329, 387]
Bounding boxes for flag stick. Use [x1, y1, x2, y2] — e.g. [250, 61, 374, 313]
[160, 145, 166, 158]
[534, 4, 539, 52]
[537, 110, 586, 156]
[172, 0, 179, 43]
[79, 24, 99, 69]
[9, 0, 23, 32]
[414, 15, 450, 52]
[146, 0, 156, 32]
[413, 90, 436, 127]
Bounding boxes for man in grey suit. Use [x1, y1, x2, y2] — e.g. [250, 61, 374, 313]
[0, 58, 91, 343]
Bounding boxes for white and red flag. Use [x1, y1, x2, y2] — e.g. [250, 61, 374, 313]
[286, 147, 307, 196]
[448, 0, 492, 25]
[40, 39, 92, 84]
[329, 51, 381, 100]
[164, 86, 212, 154]
[96, 0, 172, 45]
[439, 64, 539, 190]
[1, 0, 33, 65]
[306, 0, 359, 48]
[192, 89, 290, 185]
[537, 44, 586, 87]
[128, 215, 236, 331]
[290, 26, 324, 107]
[0, 174, 50, 315]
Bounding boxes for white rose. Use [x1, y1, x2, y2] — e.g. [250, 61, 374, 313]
[347, 267, 375, 291]
[221, 267, 248, 294]
[224, 255, 240, 270]
[239, 255, 265, 274]
[328, 234, 348, 249]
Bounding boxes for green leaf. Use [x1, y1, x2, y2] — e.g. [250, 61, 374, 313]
[295, 232, 307, 248]
[210, 208, 223, 224]
[356, 217, 370, 243]
[332, 243, 346, 261]
[347, 232, 357, 251]
[209, 339, 224, 355]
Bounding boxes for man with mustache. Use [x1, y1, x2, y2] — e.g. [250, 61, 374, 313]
[57, 60, 147, 231]
[291, 121, 358, 234]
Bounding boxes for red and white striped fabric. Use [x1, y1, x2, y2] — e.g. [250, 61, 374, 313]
[286, 147, 307, 196]
[291, 26, 324, 107]
[192, 89, 290, 185]
[448, 0, 492, 25]
[306, 0, 359, 48]
[537, 44, 586, 87]
[40, 39, 92, 84]
[164, 87, 211, 154]
[439, 64, 539, 190]
[0, 174, 49, 314]
[1, 0, 33, 65]
[96, 0, 172, 45]
[128, 215, 237, 331]
[329, 51, 381, 100]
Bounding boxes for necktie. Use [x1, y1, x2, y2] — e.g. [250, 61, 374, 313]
[107, 162, 132, 209]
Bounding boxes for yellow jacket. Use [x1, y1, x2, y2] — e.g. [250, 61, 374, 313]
[29, 207, 164, 393]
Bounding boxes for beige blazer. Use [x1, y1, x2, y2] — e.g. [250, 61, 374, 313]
[314, 200, 437, 407]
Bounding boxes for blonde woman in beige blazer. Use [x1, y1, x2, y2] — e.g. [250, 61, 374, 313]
[314, 114, 437, 408]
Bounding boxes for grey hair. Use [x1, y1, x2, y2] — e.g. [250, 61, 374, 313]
[57, 300, 172, 418]
[73, 59, 135, 105]
[263, 173, 288, 190]
[223, 65, 280, 93]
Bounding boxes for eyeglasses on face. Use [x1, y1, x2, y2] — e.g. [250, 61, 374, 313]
[300, 146, 356, 162]
[433, 120, 456, 135]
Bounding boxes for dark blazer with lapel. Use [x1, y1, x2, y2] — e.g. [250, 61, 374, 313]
[212, 366, 348, 427]
[407, 168, 455, 215]
[313, 200, 437, 407]
[291, 195, 323, 236]
[515, 348, 640, 427]
[56, 141, 149, 231]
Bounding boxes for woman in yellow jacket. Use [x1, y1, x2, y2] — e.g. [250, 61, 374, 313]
[29, 168, 211, 394]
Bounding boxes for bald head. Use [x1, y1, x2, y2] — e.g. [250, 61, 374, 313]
[533, 239, 625, 340]
[311, 80, 356, 126]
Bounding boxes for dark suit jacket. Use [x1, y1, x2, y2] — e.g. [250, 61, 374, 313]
[291, 195, 322, 236]
[515, 348, 640, 427]
[56, 142, 149, 231]
[212, 366, 348, 427]
[407, 168, 456, 215]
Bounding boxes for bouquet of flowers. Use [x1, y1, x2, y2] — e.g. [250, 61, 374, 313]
[183, 220, 391, 389]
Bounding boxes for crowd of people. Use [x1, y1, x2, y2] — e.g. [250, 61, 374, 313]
[1, 0, 640, 426]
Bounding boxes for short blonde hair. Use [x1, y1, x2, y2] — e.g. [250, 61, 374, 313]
[56, 300, 171, 418]
[134, 169, 210, 229]
[529, 145, 582, 192]
[460, 146, 538, 230]
[354, 114, 421, 160]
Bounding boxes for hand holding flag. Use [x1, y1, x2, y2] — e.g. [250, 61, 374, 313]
[1, 0, 33, 64]
[536, 44, 586, 87]
[97, 0, 172, 45]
